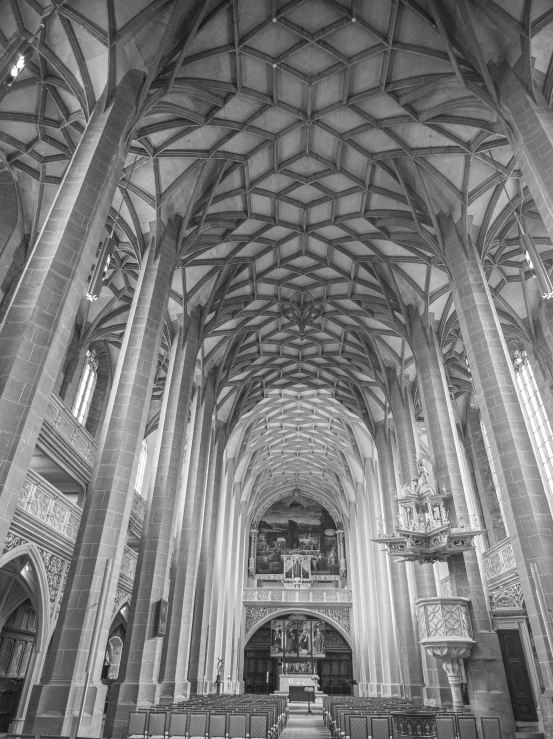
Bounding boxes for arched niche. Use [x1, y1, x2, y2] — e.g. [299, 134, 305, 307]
[243, 610, 354, 696]
[0, 544, 51, 731]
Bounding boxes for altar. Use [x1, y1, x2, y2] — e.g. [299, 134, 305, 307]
[279, 674, 319, 693]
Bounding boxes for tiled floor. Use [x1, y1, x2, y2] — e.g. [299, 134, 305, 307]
[280, 702, 331, 738]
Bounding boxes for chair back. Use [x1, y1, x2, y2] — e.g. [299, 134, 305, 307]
[348, 715, 368, 739]
[208, 713, 227, 738]
[436, 715, 456, 739]
[168, 712, 187, 738]
[371, 716, 390, 739]
[250, 713, 268, 739]
[147, 712, 167, 737]
[128, 711, 148, 738]
[458, 715, 478, 739]
[481, 717, 502, 739]
[188, 712, 208, 739]
[228, 712, 248, 739]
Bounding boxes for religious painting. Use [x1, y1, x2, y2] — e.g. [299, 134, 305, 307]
[271, 620, 284, 657]
[312, 621, 326, 657]
[284, 660, 313, 674]
[285, 621, 298, 656]
[298, 621, 312, 656]
[256, 494, 339, 575]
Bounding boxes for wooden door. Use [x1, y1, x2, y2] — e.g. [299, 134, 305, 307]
[498, 629, 537, 721]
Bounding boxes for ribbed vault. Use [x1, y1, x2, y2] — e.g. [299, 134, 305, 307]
[1, 0, 553, 507]
[228, 387, 374, 523]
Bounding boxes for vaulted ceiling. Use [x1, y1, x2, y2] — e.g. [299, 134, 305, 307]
[1, 0, 552, 509]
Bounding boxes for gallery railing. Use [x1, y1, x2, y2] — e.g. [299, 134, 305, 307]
[44, 392, 98, 467]
[243, 588, 352, 604]
[18, 469, 81, 541]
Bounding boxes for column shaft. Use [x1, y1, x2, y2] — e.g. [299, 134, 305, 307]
[204, 458, 233, 690]
[187, 424, 226, 693]
[444, 215, 553, 732]
[411, 303, 514, 731]
[25, 223, 177, 737]
[105, 310, 200, 736]
[0, 72, 141, 547]
[159, 374, 215, 702]
[495, 62, 553, 242]
[388, 370, 448, 703]
[466, 406, 506, 545]
[375, 422, 424, 697]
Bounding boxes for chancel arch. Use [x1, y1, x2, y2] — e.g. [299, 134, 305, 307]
[243, 612, 353, 695]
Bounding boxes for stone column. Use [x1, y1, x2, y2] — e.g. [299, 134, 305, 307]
[410, 305, 515, 731]
[466, 405, 507, 546]
[336, 530, 347, 580]
[187, 423, 226, 694]
[248, 529, 258, 579]
[0, 71, 142, 548]
[375, 421, 424, 698]
[104, 309, 200, 736]
[443, 214, 553, 733]
[25, 219, 178, 736]
[158, 373, 216, 702]
[204, 458, 233, 691]
[494, 62, 553, 242]
[388, 370, 447, 703]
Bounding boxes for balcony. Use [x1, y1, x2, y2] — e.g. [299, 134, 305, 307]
[481, 537, 524, 611]
[12, 470, 139, 611]
[14, 469, 82, 559]
[39, 392, 98, 484]
[243, 588, 352, 605]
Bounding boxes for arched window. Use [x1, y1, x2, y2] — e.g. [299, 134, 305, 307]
[72, 349, 98, 425]
[513, 348, 553, 497]
[134, 439, 148, 496]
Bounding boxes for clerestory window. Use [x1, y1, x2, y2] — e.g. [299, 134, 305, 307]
[513, 348, 553, 498]
[72, 349, 98, 425]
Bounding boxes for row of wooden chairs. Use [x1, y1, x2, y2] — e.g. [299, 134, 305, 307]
[6, 735, 99, 739]
[327, 709, 502, 739]
[128, 709, 275, 739]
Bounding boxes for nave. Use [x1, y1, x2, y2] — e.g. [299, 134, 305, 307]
[1, 1, 553, 738]
[279, 703, 331, 739]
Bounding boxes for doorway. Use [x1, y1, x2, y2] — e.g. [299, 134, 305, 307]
[0, 600, 36, 731]
[497, 629, 538, 722]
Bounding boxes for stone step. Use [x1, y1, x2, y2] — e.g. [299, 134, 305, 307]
[514, 732, 544, 739]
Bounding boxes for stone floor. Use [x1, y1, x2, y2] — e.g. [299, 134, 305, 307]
[280, 701, 331, 738]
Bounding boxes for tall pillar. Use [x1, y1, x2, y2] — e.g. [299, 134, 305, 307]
[466, 405, 507, 545]
[248, 529, 258, 579]
[375, 421, 424, 698]
[410, 305, 515, 732]
[0, 71, 142, 548]
[158, 373, 216, 702]
[347, 496, 372, 693]
[204, 457, 233, 691]
[388, 370, 447, 703]
[494, 62, 553, 242]
[443, 214, 553, 734]
[187, 423, 226, 694]
[25, 220, 178, 736]
[105, 310, 200, 736]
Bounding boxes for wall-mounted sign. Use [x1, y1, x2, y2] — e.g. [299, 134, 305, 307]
[324, 529, 336, 536]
